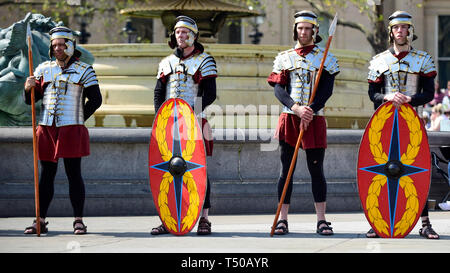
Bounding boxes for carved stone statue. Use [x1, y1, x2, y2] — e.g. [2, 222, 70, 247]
[0, 12, 94, 126]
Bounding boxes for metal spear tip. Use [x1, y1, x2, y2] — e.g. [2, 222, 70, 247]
[26, 23, 33, 46]
[328, 13, 338, 36]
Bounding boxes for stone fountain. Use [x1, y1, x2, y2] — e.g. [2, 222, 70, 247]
[83, 0, 373, 129]
[119, 0, 259, 43]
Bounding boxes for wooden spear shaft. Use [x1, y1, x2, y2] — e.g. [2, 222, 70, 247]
[270, 14, 338, 237]
[27, 28, 40, 236]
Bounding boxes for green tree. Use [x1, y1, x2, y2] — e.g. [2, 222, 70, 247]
[1, 0, 154, 42]
[231, 0, 390, 53]
[303, 0, 388, 53]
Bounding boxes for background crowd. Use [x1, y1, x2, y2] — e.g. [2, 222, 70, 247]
[424, 80, 450, 131]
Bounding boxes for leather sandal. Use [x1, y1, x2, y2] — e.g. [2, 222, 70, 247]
[366, 228, 380, 238]
[274, 219, 289, 235]
[24, 220, 48, 234]
[317, 220, 333, 236]
[73, 219, 87, 235]
[151, 224, 169, 235]
[197, 217, 212, 235]
[419, 219, 439, 239]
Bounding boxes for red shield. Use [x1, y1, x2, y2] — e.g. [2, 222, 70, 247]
[357, 102, 431, 238]
[149, 98, 207, 236]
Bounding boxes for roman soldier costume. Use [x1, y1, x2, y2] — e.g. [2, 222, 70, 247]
[152, 16, 217, 235]
[268, 11, 339, 149]
[23, 26, 102, 235]
[26, 26, 102, 162]
[267, 11, 339, 235]
[366, 11, 439, 239]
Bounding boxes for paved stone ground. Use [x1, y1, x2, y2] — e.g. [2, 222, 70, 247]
[1, 211, 450, 253]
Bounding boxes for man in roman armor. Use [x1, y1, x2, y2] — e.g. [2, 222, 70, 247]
[367, 10, 439, 239]
[151, 15, 217, 235]
[267, 10, 340, 235]
[23, 26, 102, 235]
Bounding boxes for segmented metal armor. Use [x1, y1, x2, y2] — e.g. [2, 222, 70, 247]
[368, 49, 436, 116]
[34, 60, 98, 126]
[272, 46, 339, 115]
[157, 52, 217, 108]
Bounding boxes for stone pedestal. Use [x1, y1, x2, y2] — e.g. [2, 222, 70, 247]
[1, 128, 448, 216]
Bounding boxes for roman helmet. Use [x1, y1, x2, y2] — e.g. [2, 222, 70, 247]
[388, 10, 417, 44]
[48, 26, 82, 59]
[293, 10, 322, 43]
[168, 15, 199, 49]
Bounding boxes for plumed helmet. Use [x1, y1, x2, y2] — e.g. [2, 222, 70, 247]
[48, 26, 81, 59]
[388, 10, 417, 44]
[168, 16, 199, 49]
[293, 10, 322, 43]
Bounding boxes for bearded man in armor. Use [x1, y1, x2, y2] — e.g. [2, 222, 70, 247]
[367, 11, 439, 239]
[267, 11, 340, 235]
[151, 16, 217, 235]
[23, 26, 102, 235]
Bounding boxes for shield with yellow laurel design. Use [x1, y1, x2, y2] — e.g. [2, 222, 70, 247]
[149, 98, 207, 236]
[357, 102, 431, 238]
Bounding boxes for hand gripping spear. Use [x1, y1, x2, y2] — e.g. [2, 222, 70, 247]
[270, 13, 338, 237]
[27, 23, 41, 236]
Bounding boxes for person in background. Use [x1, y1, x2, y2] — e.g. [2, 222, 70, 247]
[428, 80, 445, 107]
[430, 103, 445, 131]
[441, 80, 450, 113]
[422, 111, 431, 130]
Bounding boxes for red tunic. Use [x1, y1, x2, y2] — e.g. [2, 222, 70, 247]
[201, 118, 213, 156]
[33, 78, 90, 162]
[37, 124, 90, 162]
[274, 113, 327, 149]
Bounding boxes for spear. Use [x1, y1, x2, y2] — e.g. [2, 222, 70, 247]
[27, 23, 41, 236]
[270, 13, 338, 237]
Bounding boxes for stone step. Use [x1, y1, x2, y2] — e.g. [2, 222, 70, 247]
[1, 179, 447, 217]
